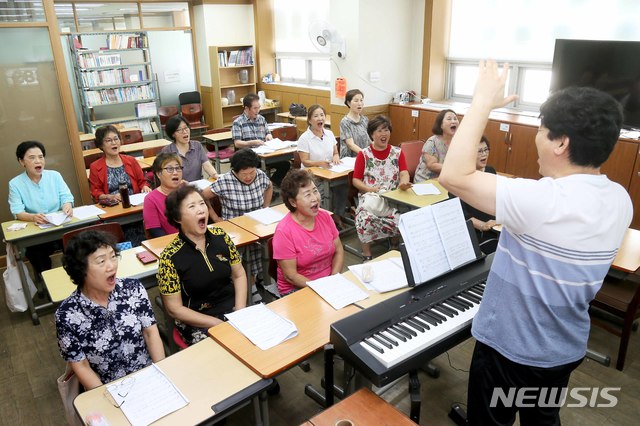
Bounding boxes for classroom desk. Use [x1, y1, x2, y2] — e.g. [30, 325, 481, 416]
[202, 130, 234, 173]
[96, 201, 144, 226]
[82, 138, 171, 158]
[307, 167, 352, 212]
[381, 180, 449, 213]
[74, 338, 272, 426]
[611, 228, 640, 273]
[301, 387, 415, 426]
[257, 146, 297, 171]
[141, 221, 259, 306]
[43, 246, 159, 303]
[2, 216, 101, 324]
[208, 287, 360, 378]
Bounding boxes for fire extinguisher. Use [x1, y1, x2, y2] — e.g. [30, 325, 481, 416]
[335, 77, 346, 99]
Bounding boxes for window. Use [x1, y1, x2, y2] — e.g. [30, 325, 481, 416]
[274, 0, 330, 87]
[0, 0, 45, 22]
[447, 0, 640, 110]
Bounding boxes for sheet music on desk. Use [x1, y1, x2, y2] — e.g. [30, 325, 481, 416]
[106, 363, 189, 426]
[306, 274, 369, 309]
[244, 207, 286, 225]
[399, 197, 477, 285]
[225, 303, 298, 350]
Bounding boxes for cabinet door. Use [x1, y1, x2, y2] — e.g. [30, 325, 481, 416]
[418, 110, 439, 140]
[601, 140, 637, 189]
[482, 120, 509, 174]
[624, 145, 640, 229]
[507, 124, 541, 179]
[389, 105, 418, 145]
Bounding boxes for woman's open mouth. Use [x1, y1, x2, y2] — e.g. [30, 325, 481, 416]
[198, 217, 207, 229]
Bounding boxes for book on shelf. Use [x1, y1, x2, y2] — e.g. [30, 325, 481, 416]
[106, 34, 146, 50]
[135, 101, 158, 118]
[228, 50, 238, 67]
[218, 51, 227, 67]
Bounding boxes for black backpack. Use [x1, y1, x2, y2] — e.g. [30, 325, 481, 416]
[289, 103, 307, 117]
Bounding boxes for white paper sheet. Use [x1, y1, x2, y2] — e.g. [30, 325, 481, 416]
[264, 138, 296, 150]
[128, 192, 148, 206]
[306, 274, 369, 309]
[244, 207, 286, 225]
[73, 205, 105, 220]
[348, 258, 409, 293]
[412, 183, 441, 196]
[39, 212, 71, 228]
[432, 198, 476, 269]
[252, 146, 275, 155]
[107, 364, 189, 426]
[189, 179, 212, 191]
[329, 162, 354, 173]
[225, 303, 298, 350]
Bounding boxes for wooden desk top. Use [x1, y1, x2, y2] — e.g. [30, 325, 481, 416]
[341, 251, 411, 310]
[82, 138, 170, 157]
[381, 180, 449, 209]
[227, 203, 290, 239]
[257, 146, 297, 159]
[79, 133, 95, 142]
[141, 221, 259, 258]
[209, 287, 360, 378]
[612, 228, 640, 273]
[302, 388, 415, 426]
[74, 338, 264, 426]
[2, 216, 100, 244]
[276, 112, 331, 126]
[203, 131, 233, 142]
[43, 247, 158, 303]
[307, 166, 352, 180]
[96, 202, 144, 221]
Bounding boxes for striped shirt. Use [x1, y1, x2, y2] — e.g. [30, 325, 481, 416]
[232, 113, 270, 142]
[472, 174, 632, 367]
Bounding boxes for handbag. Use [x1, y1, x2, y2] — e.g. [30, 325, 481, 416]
[3, 243, 37, 312]
[56, 364, 84, 426]
[361, 192, 394, 217]
[288, 103, 307, 117]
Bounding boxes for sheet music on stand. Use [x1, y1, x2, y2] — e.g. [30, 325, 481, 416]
[106, 363, 189, 426]
[399, 197, 478, 286]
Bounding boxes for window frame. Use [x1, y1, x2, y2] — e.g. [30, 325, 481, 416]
[446, 59, 552, 112]
[275, 52, 330, 88]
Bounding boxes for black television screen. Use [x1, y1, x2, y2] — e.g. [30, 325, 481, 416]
[551, 39, 640, 130]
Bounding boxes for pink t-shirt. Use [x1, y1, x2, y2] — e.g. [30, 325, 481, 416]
[273, 210, 339, 295]
[143, 189, 179, 235]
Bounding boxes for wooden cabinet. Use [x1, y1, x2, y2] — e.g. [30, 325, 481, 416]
[601, 140, 638, 189]
[483, 121, 541, 179]
[620, 142, 640, 229]
[209, 45, 256, 128]
[388, 104, 438, 145]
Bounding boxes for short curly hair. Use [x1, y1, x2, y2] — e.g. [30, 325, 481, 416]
[164, 184, 209, 229]
[16, 141, 45, 160]
[62, 230, 119, 288]
[280, 169, 316, 212]
[540, 86, 622, 168]
[94, 125, 121, 150]
[231, 148, 260, 172]
[432, 109, 457, 136]
[367, 115, 392, 139]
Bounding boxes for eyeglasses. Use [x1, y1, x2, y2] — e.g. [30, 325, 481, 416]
[163, 166, 184, 173]
[104, 377, 135, 408]
[103, 137, 120, 144]
[478, 148, 490, 154]
[174, 127, 190, 134]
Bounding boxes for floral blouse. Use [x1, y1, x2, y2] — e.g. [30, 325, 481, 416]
[55, 278, 157, 384]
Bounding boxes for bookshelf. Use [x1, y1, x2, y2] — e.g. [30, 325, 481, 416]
[68, 31, 161, 139]
[209, 45, 256, 128]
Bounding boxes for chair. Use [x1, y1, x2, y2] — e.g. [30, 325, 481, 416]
[142, 146, 164, 158]
[158, 105, 178, 130]
[179, 91, 208, 136]
[120, 129, 144, 145]
[62, 223, 125, 250]
[400, 140, 426, 182]
[292, 151, 302, 169]
[84, 152, 103, 170]
[210, 193, 223, 218]
[204, 128, 235, 172]
[178, 91, 201, 106]
[271, 125, 297, 141]
[590, 272, 640, 370]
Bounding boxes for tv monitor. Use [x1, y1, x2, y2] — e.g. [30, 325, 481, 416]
[550, 39, 640, 130]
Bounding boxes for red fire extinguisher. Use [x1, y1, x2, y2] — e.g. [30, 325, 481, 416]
[335, 77, 347, 99]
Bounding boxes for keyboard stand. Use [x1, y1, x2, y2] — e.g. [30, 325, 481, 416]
[409, 370, 421, 423]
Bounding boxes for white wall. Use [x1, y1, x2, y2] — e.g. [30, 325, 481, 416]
[330, 0, 424, 106]
[194, 4, 255, 87]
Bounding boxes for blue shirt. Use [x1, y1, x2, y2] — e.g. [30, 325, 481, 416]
[8, 170, 74, 217]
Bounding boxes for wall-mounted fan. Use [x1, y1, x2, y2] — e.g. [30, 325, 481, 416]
[308, 21, 346, 59]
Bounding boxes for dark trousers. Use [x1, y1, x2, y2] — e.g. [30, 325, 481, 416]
[269, 161, 291, 187]
[467, 341, 583, 426]
[25, 241, 57, 275]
